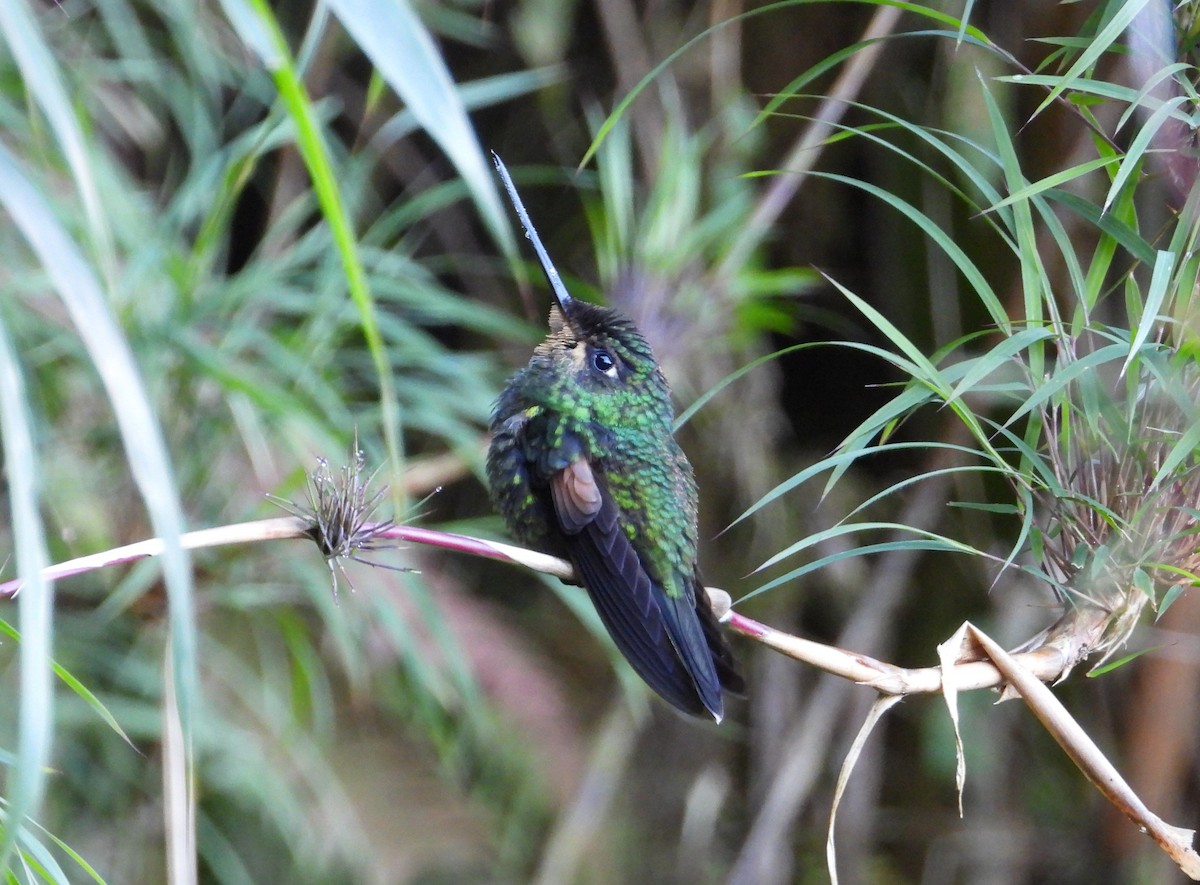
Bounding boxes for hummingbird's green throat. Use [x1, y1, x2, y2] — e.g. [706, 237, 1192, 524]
[486, 154, 743, 721]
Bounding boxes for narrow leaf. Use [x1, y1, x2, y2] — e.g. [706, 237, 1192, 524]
[0, 307, 52, 873]
[324, 0, 516, 256]
[1121, 249, 1175, 377]
[1026, 0, 1154, 120]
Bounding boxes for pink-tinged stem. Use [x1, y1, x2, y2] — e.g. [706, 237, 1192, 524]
[377, 525, 575, 580]
[0, 518, 577, 597]
[0, 518, 311, 597]
[726, 610, 899, 684]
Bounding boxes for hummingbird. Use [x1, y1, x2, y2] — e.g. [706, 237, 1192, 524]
[486, 154, 743, 721]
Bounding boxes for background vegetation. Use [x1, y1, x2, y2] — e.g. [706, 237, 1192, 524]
[1, 0, 1198, 882]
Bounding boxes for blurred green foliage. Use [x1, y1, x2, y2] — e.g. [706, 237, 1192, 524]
[1, 0, 1198, 883]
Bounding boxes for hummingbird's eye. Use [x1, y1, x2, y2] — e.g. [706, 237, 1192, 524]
[591, 348, 618, 379]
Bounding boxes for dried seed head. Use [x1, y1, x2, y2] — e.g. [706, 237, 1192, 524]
[270, 441, 411, 600]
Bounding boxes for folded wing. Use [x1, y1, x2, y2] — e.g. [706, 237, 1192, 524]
[551, 458, 725, 720]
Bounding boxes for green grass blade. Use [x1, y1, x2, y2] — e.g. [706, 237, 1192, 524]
[983, 156, 1120, 214]
[776, 95, 1023, 331]
[31, 818, 109, 885]
[981, 72, 1052, 347]
[1026, 0, 1154, 120]
[1114, 63, 1193, 131]
[0, 1, 114, 271]
[674, 342, 822, 430]
[822, 274, 945, 383]
[0, 143, 197, 874]
[996, 483, 1038, 588]
[324, 0, 516, 257]
[1001, 342, 1128, 429]
[843, 464, 1012, 521]
[826, 277, 1010, 465]
[728, 440, 985, 529]
[0, 313, 52, 875]
[944, 327, 1054, 406]
[1034, 188, 1090, 313]
[1103, 95, 1188, 213]
[813, 174, 1004, 331]
[1044, 189, 1157, 267]
[1149, 417, 1200, 491]
[45, 847, 105, 885]
[6, 823, 72, 885]
[584, 0, 994, 169]
[752, 27, 1004, 131]
[223, 0, 404, 481]
[752, 520, 979, 574]
[1121, 249, 1175, 377]
[985, 420, 1064, 492]
[371, 66, 566, 149]
[743, 538, 980, 602]
[0, 620, 134, 749]
[999, 73, 1168, 108]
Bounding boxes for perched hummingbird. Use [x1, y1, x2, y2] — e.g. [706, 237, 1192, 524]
[486, 154, 743, 721]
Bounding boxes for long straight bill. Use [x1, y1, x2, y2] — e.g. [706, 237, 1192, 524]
[490, 152, 575, 312]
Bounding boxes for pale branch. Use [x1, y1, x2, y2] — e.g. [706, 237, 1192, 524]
[720, 606, 1071, 693]
[0, 517, 309, 596]
[967, 624, 1200, 880]
[0, 518, 575, 597]
[5, 518, 1196, 876]
[0, 517, 1074, 696]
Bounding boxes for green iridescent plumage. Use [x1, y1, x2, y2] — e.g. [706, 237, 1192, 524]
[486, 155, 741, 720]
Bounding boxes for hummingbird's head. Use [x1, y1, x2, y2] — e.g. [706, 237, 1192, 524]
[493, 151, 673, 420]
[535, 297, 662, 390]
[489, 151, 676, 410]
[523, 297, 672, 428]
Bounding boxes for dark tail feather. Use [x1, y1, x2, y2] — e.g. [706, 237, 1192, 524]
[567, 493, 716, 719]
[659, 588, 725, 720]
[693, 572, 745, 696]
